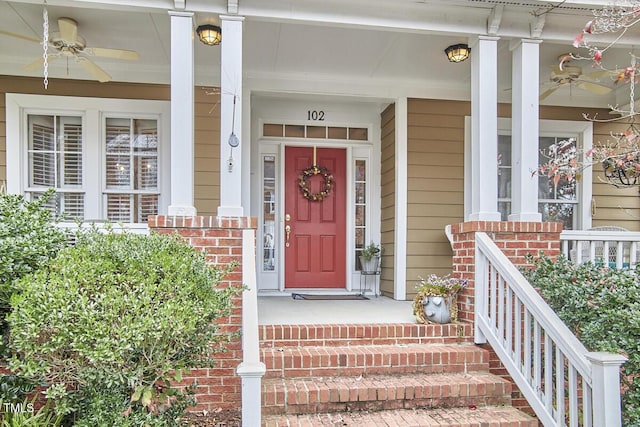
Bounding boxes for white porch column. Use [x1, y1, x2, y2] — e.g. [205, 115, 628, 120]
[218, 15, 245, 217]
[394, 98, 408, 300]
[509, 39, 542, 222]
[469, 36, 501, 221]
[168, 11, 196, 216]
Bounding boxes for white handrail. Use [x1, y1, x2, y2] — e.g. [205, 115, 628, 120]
[475, 232, 626, 426]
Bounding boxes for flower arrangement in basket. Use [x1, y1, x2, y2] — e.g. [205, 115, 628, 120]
[412, 274, 467, 324]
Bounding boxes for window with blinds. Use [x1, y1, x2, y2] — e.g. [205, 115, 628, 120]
[27, 115, 84, 220]
[104, 118, 159, 223]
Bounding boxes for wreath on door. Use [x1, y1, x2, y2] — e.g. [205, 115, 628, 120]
[298, 165, 334, 201]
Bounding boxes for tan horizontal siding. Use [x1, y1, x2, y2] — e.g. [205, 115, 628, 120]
[380, 103, 395, 297]
[407, 152, 462, 166]
[405, 98, 465, 298]
[590, 119, 640, 228]
[0, 75, 220, 215]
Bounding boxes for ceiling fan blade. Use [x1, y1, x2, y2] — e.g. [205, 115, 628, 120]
[23, 54, 58, 71]
[77, 57, 111, 82]
[540, 84, 561, 100]
[583, 69, 615, 80]
[0, 30, 41, 43]
[84, 47, 139, 61]
[576, 81, 612, 95]
[58, 17, 78, 42]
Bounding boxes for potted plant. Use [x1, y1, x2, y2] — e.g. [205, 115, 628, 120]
[359, 241, 381, 274]
[412, 274, 467, 324]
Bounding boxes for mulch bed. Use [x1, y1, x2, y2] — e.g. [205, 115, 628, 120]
[180, 409, 241, 427]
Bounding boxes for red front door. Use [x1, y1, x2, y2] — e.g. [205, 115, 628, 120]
[284, 147, 346, 288]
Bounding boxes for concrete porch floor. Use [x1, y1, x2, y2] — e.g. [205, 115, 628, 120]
[257, 295, 415, 325]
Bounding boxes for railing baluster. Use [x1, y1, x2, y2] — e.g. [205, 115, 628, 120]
[533, 317, 541, 395]
[474, 250, 488, 344]
[490, 264, 497, 329]
[576, 240, 583, 264]
[515, 298, 522, 372]
[583, 377, 593, 427]
[555, 347, 565, 424]
[561, 239, 570, 259]
[569, 365, 578, 427]
[498, 274, 505, 346]
[545, 332, 553, 412]
[616, 241, 624, 269]
[506, 286, 513, 358]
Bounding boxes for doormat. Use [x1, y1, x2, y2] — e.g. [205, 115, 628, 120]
[291, 293, 369, 300]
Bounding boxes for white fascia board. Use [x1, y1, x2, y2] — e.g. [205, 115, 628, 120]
[537, 0, 617, 5]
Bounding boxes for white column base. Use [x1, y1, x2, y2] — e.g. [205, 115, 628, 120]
[217, 205, 244, 217]
[469, 211, 502, 221]
[237, 361, 266, 427]
[167, 205, 197, 216]
[508, 212, 542, 222]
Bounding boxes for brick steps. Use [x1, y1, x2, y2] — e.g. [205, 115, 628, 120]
[262, 343, 488, 379]
[262, 372, 512, 415]
[259, 323, 537, 426]
[263, 405, 538, 426]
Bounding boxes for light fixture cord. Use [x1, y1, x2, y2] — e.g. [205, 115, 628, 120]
[231, 95, 236, 132]
[227, 94, 237, 172]
[42, 1, 49, 89]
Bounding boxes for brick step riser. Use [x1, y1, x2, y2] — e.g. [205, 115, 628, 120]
[262, 375, 513, 416]
[259, 323, 473, 349]
[262, 395, 512, 416]
[263, 361, 489, 379]
[261, 346, 489, 379]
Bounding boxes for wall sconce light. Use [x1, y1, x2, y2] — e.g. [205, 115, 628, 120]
[445, 44, 470, 63]
[196, 24, 222, 46]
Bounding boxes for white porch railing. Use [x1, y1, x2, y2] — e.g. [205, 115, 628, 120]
[56, 221, 151, 235]
[560, 229, 640, 268]
[475, 232, 626, 426]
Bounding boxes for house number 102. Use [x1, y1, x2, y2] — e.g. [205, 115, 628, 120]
[307, 110, 325, 121]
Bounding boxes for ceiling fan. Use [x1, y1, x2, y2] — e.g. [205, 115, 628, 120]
[0, 17, 139, 83]
[540, 58, 613, 100]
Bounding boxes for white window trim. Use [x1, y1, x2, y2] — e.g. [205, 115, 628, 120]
[464, 117, 592, 229]
[6, 93, 171, 222]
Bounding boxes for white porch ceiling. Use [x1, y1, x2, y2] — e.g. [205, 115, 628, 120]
[0, 0, 638, 109]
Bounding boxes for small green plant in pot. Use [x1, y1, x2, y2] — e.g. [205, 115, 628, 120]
[412, 274, 467, 324]
[359, 242, 381, 274]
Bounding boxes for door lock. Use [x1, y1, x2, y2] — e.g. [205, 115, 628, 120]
[285, 225, 291, 247]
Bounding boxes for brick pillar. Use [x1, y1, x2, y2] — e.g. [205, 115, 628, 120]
[148, 215, 257, 412]
[450, 220, 562, 415]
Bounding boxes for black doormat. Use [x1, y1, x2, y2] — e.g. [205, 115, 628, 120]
[291, 293, 369, 300]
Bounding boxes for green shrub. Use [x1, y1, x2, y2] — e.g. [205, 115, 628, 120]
[0, 190, 67, 305]
[0, 190, 67, 402]
[7, 231, 240, 425]
[523, 255, 640, 425]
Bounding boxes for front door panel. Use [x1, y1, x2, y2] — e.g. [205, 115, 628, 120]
[284, 147, 346, 288]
